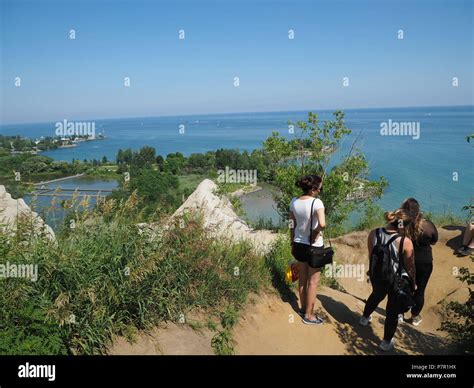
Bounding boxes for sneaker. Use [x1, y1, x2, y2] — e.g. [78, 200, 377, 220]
[411, 315, 423, 326]
[379, 338, 395, 351]
[302, 316, 324, 325]
[456, 246, 473, 257]
[398, 314, 404, 324]
[359, 315, 372, 326]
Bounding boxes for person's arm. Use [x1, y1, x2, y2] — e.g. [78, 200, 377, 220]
[429, 220, 439, 245]
[311, 207, 326, 244]
[289, 211, 296, 245]
[367, 229, 375, 260]
[402, 238, 416, 290]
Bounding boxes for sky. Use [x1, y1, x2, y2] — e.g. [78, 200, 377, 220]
[0, 0, 473, 124]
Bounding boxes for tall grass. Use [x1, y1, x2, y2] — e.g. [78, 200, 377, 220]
[264, 235, 342, 293]
[0, 194, 267, 355]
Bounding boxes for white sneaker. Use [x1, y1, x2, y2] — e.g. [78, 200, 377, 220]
[411, 315, 422, 326]
[379, 338, 395, 351]
[359, 315, 372, 326]
[398, 314, 404, 324]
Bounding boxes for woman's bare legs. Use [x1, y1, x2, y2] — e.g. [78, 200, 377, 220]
[305, 266, 321, 320]
[298, 262, 309, 312]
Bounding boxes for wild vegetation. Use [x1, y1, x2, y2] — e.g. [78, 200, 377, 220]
[1, 112, 471, 355]
[0, 196, 268, 355]
[439, 135, 473, 353]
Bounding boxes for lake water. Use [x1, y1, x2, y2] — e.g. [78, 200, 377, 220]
[3, 106, 473, 218]
[240, 183, 283, 226]
[24, 176, 118, 230]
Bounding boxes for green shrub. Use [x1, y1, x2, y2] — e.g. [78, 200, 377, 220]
[0, 198, 266, 355]
[264, 234, 341, 291]
[355, 200, 385, 231]
[440, 266, 473, 353]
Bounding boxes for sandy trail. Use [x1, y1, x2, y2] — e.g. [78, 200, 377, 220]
[233, 226, 471, 355]
[108, 177, 471, 355]
[109, 226, 471, 355]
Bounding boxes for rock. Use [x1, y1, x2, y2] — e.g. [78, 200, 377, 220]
[0, 185, 55, 241]
[172, 179, 277, 254]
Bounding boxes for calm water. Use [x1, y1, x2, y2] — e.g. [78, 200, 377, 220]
[240, 183, 283, 226]
[2, 106, 473, 217]
[24, 176, 118, 230]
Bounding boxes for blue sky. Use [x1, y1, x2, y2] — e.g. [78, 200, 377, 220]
[1, 0, 472, 124]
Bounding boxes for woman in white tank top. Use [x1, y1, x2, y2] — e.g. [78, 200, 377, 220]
[289, 175, 326, 325]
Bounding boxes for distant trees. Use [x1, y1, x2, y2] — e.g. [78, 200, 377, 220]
[116, 147, 271, 177]
[164, 152, 185, 175]
[186, 152, 215, 174]
[0, 135, 59, 153]
[128, 168, 179, 203]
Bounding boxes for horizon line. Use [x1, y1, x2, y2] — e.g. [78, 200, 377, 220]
[1, 103, 473, 127]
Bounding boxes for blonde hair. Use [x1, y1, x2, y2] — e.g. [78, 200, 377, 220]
[384, 209, 413, 232]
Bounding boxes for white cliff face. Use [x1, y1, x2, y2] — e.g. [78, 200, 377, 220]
[0, 185, 55, 241]
[172, 179, 277, 254]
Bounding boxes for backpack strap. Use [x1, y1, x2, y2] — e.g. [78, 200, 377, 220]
[397, 236, 406, 276]
[375, 228, 382, 246]
[385, 234, 400, 247]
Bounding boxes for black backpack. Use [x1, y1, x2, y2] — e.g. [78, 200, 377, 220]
[368, 228, 405, 286]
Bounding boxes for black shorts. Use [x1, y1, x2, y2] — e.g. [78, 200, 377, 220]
[291, 242, 324, 269]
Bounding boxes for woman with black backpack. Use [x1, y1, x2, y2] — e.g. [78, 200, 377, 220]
[359, 209, 416, 351]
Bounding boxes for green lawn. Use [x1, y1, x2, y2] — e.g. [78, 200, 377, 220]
[178, 174, 208, 192]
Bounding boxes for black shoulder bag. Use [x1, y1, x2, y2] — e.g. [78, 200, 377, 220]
[308, 198, 334, 268]
[394, 236, 416, 313]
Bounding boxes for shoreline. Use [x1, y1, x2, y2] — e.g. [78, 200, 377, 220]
[33, 173, 86, 187]
[229, 185, 263, 198]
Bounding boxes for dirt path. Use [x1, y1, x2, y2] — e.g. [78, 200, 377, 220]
[233, 226, 471, 355]
[108, 226, 471, 355]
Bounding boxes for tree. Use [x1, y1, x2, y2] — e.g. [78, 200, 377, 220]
[186, 152, 215, 174]
[132, 146, 156, 168]
[128, 168, 179, 203]
[156, 155, 165, 171]
[263, 110, 388, 232]
[117, 148, 133, 165]
[164, 152, 185, 175]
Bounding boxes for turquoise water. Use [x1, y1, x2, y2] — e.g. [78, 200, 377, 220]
[2, 106, 473, 216]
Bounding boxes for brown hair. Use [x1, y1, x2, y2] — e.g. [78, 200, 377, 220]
[384, 208, 413, 232]
[401, 198, 423, 241]
[296, 175, 323, 194]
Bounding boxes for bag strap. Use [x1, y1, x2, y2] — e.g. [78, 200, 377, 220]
[309, 198, 332, 247]
[397, 236, 406, 276]
[309, 198, 315, 244]
[375, 228, 382, 246]
[385, 234, 400, 247]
